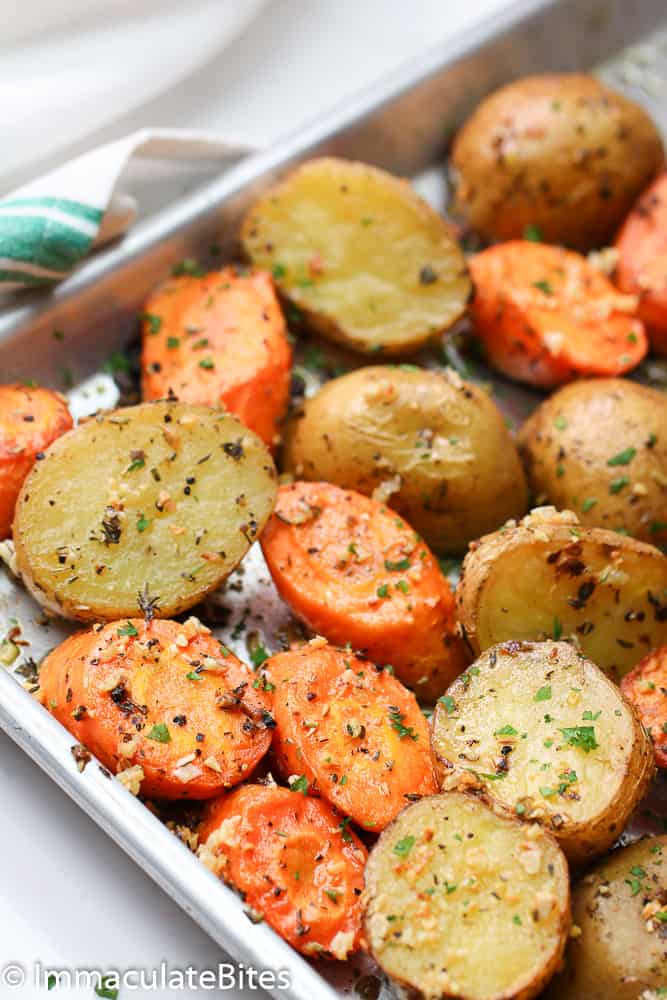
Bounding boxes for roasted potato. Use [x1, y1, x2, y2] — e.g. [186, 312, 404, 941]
[450, 74, 664, 251]
[431, 640, 654, 864]
[0, 384, 72, 539]
[282, 365, 528, 554]
[241, 157, 471, 355]
[364, 791, 570, 1000]
[544, 836, 667, 999]
[13, 401, 277, 621]
[457, 507, 667, 680]
[518, 379, 667, 546]
[456, 507, 667, 680]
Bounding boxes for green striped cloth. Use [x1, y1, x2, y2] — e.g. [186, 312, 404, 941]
[0, 129, 250, 293]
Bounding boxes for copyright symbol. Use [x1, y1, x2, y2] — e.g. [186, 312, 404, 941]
[1, 964, 25, 989]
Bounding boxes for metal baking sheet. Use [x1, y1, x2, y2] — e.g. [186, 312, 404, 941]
[1, 1, 667, 997]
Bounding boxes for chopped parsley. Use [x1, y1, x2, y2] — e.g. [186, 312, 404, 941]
[136, 513, 150, 533]
[139, 312, 162, 334]
[393, 835, 415, 857]
[558, 725, 598, 753]
[272, 262, 287, 279]
[376, 583, 389, 598]
[552, 617, 563, 640]
[198, 357, 215, 370]
[289, 775, 308, 794]
[554, 416, 568, 430]
[117, 622, 138, 637]
[494, 724, 518, 736]
[535, 685, 552, 702]
[609, 476, 630, 494]
[249, 644, 269, 668]
[533, 279, 553, 295]
[439, 695, 457, 715]
[166, 336, 180, 350]
[607, 446, 636, 467]
[384, 557, 410, 572]
[581, 498, 598, 512]
[523, 224, 543, 242]
[388, 709, 418, 740]
[146, 723, 171, 743]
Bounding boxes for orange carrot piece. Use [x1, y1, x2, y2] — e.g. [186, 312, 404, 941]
[0, 384, 72, 539]
[615, 170, 667, 355]
[199, 784, 367, 958]
[267, 640, 438, 832]
[261, 481, 467, 700]
[39, 618, 273, 799]
[621, 646, 667, 769]
[141, 267, 292, 446]
[469, 241, 647, 388]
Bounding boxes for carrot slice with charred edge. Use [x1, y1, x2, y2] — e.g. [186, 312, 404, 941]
[621, 646, 667, 768]
[469, 241, 647, 388]
[615, 170, 667, 356]
[198, 784, 367, 959]
[39, 618, 273, 799]
[260, 481, 468, 700]
[266, 640, 438, 832]
[0, 384, 72, 539]
[141, 267, 292, 447]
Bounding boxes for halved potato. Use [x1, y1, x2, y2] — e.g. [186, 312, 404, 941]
[12, 401, 277, 621]
[518, 378, 667, 546]
[364, 791, 570, 1000]
[431, 640, 654, 864]
[544, 836, 667, 1000]
[457, 507, 667, 680]
[241, 157, 471, 355]
[283, 365, 528, 554]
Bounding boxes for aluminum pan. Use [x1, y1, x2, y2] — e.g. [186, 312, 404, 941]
[1, 1, 667, 997]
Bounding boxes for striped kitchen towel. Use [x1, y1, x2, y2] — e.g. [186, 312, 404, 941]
[0, 129, 252, 293]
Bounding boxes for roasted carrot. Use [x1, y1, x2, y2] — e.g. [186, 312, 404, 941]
[198, 783, 367, 958]
[0, 384, 72, 539]
[141, 267, 292, 447]
[266, 640, 438, 831]
[261, 481, 468, 700]
[621, 646, 667, 769]
[469, 241, 647, 387]
[615, 170, 667, 355]
[39, 617, 273, 799]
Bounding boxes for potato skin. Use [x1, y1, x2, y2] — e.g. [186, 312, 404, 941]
[431, 640, 655, 865]
[457, 508, 667, 680]
[242, 157, 471, 355]
[364, 791, 570, 1000]
[282, 366, 528, 554]
[451, 74, 664, 251]
[518, 379, 667, 546]
[544, 836, 667, 999]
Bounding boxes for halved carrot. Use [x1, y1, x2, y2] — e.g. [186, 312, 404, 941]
[141, 267, 292, 447]
[615, 170, 667, 355]
[198, 783, 367, 958]
[469, 241, 647, 387]
[39, 617, 273, 799]
[0, 384, 72, 538]
[621, 646, 667, 768]
[266, 640, 438, 831]
[261, 481, 468, 700]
